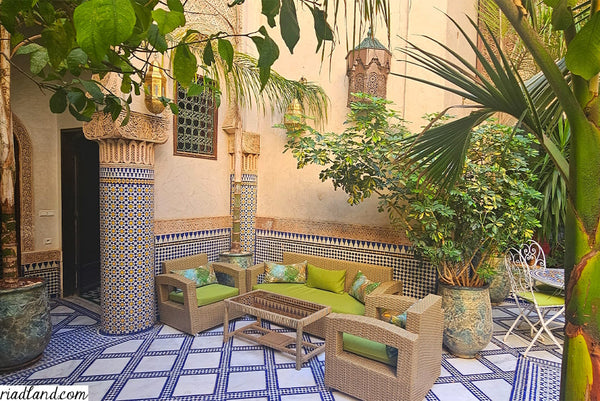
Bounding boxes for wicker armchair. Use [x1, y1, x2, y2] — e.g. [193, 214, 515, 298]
[324, 294, 443, 401]
[156, 253, 247, 335]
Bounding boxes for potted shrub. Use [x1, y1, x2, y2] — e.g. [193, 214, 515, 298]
[284, 95, 541, 357]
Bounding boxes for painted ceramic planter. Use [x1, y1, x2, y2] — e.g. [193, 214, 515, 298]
[0, 278, 51, 370]
[488, 257, 511, 305]
[438, 282, 493, 358]
[219, 251, 253, 287]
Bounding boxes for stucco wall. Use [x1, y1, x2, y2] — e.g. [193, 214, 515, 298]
[243, 1, 477, 229]
[12, 68, 67, 252]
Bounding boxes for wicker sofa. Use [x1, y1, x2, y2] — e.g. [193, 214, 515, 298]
[246, 252, 402, 338]
[156, 253, 247, 335]
[324, 293, 443, 401]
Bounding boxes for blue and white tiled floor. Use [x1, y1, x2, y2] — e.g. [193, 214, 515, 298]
[0, 298, 563, 401]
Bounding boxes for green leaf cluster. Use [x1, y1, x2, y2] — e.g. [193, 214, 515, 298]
[0, 0, 336, 122]
[285, 95, 541, 287]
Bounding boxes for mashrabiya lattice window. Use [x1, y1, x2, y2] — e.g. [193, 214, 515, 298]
[173, 80, 218, 159]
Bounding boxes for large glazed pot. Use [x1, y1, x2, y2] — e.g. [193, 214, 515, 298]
[438, 282, 493, 358]
[0, 278, 52, 370]
[488, 257, 511, 305]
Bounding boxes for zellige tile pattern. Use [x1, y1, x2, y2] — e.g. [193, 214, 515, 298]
[0, 298, 563, 401]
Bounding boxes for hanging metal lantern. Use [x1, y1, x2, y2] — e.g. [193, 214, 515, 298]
[284, 97, 304, 132]
[346, 30, 391, 106]
[144, 62, 167, 114]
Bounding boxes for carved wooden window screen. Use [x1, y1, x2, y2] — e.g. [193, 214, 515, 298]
[173, 79, 218, 159]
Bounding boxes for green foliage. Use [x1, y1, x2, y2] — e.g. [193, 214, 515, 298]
[0, 0, 342, 123]
[285, 96, 541, 287]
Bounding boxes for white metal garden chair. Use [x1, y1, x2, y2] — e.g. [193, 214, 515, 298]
[504, 245, 565, 356]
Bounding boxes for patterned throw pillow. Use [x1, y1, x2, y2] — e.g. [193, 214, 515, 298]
[349, 270, 381, 303]
[264, 261, 307, 283]
[172, 263, 218, 287]
[379, 309, 408, 362]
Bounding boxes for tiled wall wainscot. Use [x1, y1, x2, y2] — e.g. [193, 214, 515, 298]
[21, 256, 61, 298]
[99, 166, 155, 335]
[255, 229, 437, 298]
[154, 228, 231, 275]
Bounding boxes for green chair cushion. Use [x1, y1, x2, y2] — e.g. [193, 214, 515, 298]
[517, 291, 564, 307]
[342, 333, 395, 366]
[253, 283, 365, 315]
[169, 284, 239, 307]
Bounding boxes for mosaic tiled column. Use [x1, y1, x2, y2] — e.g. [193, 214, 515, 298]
[227, 133, 259, 253]
[84, 112, 168, 335]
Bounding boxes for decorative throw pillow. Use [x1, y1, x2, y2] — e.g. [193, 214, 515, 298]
[264, 261, 307, 283]
[349, 270, 381, 303]
[379, 309, 408, 362]
[171, 263, 218, 287]
[305, 263, 346, 294]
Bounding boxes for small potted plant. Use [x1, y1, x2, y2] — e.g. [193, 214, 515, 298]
[284, 96, 541, 357]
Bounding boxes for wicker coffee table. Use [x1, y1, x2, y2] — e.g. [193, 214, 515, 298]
[224, 290, 331, 370]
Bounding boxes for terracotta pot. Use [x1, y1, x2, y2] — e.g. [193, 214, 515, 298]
[438, 282, 493, 358]
[0, 278, 52, 371]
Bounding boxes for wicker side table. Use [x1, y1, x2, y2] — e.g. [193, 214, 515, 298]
[224, 290, 331, 370]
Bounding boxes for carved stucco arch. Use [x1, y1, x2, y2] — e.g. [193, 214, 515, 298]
[13, 113, 34, 252]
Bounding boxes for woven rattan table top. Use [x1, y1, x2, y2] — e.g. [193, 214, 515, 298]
[226, 290, 331, 325]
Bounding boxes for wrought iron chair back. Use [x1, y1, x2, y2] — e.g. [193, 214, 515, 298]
[503, 243, 564, 356]
[520, 239, 546, 270]
[504, 247, 534, 296]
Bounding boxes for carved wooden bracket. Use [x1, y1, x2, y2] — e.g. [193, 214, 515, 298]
[83, 111, 169, 144]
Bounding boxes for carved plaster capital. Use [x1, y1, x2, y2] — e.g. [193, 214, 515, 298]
[83, 111, 169, 144]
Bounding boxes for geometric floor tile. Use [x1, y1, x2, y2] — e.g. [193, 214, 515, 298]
[446, 357, 493, 375]
[484, 353, 519, 372]
[82, 358, 130, 376]
[115, 377, 167, 400]
[182, 352, 221, 369]
[147, 337, 184, 352]
[276, 367, 317, 388]
[133, 355, 177, 372]
[430, 383, 481, 401]
[172, 374, 218, 396]
[474, 379, 514, 401]
[73, 380, 115, 401]
[227, 370, 267, 392]
[27, 360, 83, 379]
[103, 340, 144, 354]
[0, 298, 563, 401]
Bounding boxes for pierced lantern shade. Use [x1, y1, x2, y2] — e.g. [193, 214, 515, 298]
[346, 32, 391, 106]
[284, 98, 304, 132]
[144, 62, 167, 114]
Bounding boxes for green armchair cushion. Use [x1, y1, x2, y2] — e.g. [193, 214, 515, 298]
[169, 284, 239, 307]
[342, 333, 395, 366]
[340, 310, 408, 366]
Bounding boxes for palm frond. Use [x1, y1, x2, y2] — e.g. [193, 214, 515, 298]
[404, 111, 492, 189]
[394, 13, 569, 188]
[216, 53, 329, 124]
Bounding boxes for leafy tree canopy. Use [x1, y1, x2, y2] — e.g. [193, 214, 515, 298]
[0, 0, 387, 123]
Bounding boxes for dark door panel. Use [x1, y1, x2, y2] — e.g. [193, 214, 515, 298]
[61, 129, 100, 296]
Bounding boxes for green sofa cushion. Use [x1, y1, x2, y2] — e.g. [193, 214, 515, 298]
[253, 283, 365, 315]
[169, 284, 239, 307]
[305, 263, 346, 294]
[342, 333, 395, 366]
